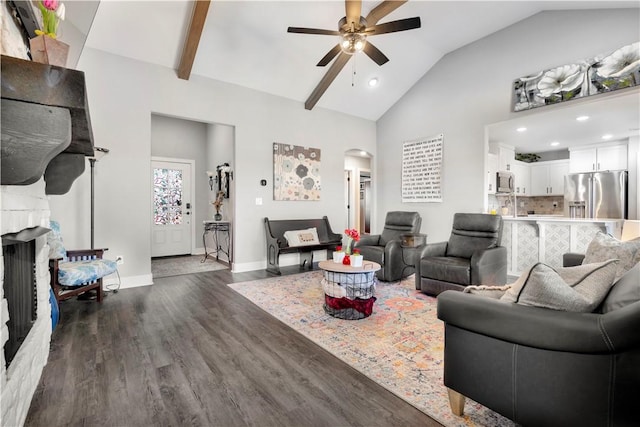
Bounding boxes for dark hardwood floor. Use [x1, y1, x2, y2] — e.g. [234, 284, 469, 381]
[26, 265, 442, 427]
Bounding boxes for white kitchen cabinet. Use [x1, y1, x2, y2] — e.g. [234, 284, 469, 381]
[498, 145, 515, 172]
[569, 144, 627, 173]
[530, 160, 569, 196]
[511, 160, 530, 196]
[487, 153, 498, 194]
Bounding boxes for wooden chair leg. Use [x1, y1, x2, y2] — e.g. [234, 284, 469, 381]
[96, 280, 103, 302]
[447, 388, 465, 416]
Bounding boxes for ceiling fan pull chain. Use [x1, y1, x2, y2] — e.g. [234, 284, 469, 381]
[352, 55, 357, 87]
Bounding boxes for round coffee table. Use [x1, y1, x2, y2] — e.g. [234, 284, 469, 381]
[318, 260, 381, 320]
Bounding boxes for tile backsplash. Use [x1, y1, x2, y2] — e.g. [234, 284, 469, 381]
[491, 195, 564, 216]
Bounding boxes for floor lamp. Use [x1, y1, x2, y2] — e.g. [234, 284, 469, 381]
[88, 147, 110, 249]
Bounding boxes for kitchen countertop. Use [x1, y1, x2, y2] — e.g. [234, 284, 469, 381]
[503, 216, 623, 223]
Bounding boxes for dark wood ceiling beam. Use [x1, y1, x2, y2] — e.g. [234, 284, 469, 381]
[305, 52, 351, 111]
[177, 0, 211, 80]
[365, 0, 407, 25]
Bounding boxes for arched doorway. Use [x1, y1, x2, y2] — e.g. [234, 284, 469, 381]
[344, 150, 372, 235]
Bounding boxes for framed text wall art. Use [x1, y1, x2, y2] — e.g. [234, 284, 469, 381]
[402, 134, 443, 203]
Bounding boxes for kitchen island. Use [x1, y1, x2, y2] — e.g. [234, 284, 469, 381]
[502, 216, 623, 275]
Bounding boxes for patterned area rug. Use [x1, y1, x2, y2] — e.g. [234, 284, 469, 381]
[229, 272, 514, 427]
[152, 255, 227, 278]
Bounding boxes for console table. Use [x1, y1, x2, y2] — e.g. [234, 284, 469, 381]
[202, 220, 231, 263]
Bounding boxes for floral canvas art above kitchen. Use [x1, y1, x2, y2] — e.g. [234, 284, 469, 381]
[513, 41, 639, 111]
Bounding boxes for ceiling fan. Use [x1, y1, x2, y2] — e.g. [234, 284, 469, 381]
[288, 0, 421, 110]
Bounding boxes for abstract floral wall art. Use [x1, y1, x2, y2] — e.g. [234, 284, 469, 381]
[273, 143, 321, 201]
[513, 41, 639, 112]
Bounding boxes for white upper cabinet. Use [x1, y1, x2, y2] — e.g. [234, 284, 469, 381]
[511, 160, 530, 196]
[497, 145, 515, 172]
[569, 144, 627, 173]
[487, 153, 498, 194]
[530, 160, 569, 196]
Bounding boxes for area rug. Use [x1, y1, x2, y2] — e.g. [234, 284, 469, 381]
[228, 272, 514, 427]
[152, 255, 227, 278]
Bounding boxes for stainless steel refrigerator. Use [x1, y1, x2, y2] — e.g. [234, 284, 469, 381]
[564, 170, 628, 219]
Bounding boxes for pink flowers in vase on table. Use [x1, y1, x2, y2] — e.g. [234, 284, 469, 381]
[333, 228, 361, 266]
[36, 0, 65, 38]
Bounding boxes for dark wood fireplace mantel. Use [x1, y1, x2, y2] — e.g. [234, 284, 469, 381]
[1, 55, 95, 194]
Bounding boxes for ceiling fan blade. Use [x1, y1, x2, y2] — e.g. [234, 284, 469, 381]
[365, 0, 407, 25]
[317, 45, 342, 67]
[287, 27, 340, 36]
[306, 52, 351, 110]
[363, 41, 389, 66]
[345, 0, 362, 27]
[365, 17, 421, 35]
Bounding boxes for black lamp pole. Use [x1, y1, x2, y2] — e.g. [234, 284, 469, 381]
[89, 147, 109, 249]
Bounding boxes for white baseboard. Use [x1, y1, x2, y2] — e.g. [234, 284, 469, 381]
[104, 273, 153, 290]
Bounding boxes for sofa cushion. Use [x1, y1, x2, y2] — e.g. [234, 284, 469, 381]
[357, 245, 384, 265]
[58, 258, 118, 287]
[47, 220, 67, 261]
[583, 232, 640, 280]
[421, 257, 471, 285]
[283, 227, 320, 247]
[600, 262, 640, 314]
[501, 260, 619, 312]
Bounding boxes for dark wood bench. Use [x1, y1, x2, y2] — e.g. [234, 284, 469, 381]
[264, 216, 341, 275]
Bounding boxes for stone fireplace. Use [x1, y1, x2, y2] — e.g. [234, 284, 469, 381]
[0, 180, 52, 426]
[1, 4, 95, 425]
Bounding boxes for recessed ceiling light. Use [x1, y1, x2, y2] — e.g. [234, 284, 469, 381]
[516, 127, 527, 132]
[602, 134, 613, 140]
[550, 141, 560, 146]
[368, 78, 379, 87]
[576, 115, 590, 122]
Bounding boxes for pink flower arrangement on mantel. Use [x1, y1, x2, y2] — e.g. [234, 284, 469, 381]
[36, 0, 65, 39]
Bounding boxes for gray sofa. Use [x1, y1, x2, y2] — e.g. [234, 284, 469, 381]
[436, 261, 640, 426]
[354, 211, 421, 282]
[415, 213, 507, 295]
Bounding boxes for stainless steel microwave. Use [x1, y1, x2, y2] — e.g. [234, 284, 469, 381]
[496, 171, 514, 193]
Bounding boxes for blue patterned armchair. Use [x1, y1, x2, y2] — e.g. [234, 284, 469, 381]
[48, 221, 117, 303]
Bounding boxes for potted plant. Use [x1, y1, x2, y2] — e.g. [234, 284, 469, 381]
[333, 246, 345, 263]
[350, 249, 364, 267]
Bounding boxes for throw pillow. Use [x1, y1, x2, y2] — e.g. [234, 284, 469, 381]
[500, 260, 619, 312]
[463, 284, 511, 299]
[47, 220, 67, 261]
[600, 262, 640, 314]
[283, 227, 320, 247]
[584, 232, 640, 280]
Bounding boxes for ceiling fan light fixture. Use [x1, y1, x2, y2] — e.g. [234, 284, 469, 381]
[340, 33, 367, 55]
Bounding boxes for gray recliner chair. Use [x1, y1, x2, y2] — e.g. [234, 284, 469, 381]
[354, 211, 421, 282]
[436, 262, 640, 426]
[415, 213, 506, 296]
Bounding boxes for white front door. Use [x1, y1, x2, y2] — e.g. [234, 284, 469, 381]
[151, 159, 192, 257]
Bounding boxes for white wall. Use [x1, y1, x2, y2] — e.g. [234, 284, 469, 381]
[49, 47, 376, 281]
[376, 9, 640, 243]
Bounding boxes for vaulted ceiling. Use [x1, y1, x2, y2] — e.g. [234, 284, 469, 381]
[79, 1, 637, 121]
